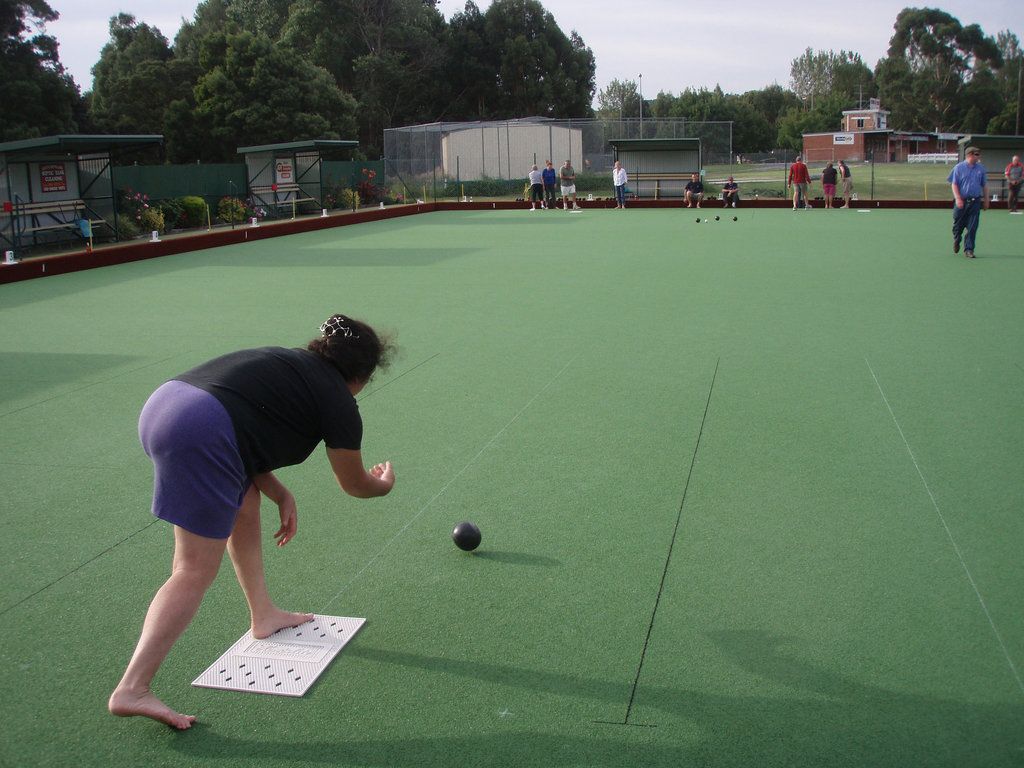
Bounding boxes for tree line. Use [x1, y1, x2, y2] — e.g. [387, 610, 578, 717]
[0, 0, 595, 160]
[1, 1, 1019, 163]
[599, 9, 1020, 152]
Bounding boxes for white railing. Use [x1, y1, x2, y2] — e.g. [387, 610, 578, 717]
[908, 153, 958, 164]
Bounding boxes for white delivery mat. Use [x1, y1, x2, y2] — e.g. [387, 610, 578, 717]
[192, 615, 365, 697]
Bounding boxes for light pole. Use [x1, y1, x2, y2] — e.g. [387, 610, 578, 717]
[1016, 56, 1022, 136]
[638, 74, 643, 138]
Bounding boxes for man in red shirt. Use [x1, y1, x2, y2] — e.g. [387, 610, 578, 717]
[788, 155, 811, 210]
[1005, 155, 1023, 213]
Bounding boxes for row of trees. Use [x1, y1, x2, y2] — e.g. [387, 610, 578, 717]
[0, 1, 1020, 161]
[0, 0, 596, 159]
[597, 9, 1020, 151]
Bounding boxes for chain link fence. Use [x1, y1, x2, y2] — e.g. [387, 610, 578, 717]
[383, 117, 734, 200]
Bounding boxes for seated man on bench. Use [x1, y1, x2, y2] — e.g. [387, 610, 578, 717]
[722, 176, 739, 208]
[684, 173, 705, 208]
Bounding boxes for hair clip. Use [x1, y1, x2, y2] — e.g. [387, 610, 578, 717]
[320, 315, 359, 339]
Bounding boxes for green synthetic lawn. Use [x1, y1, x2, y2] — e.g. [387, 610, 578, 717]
[1, 208, 1022, 767]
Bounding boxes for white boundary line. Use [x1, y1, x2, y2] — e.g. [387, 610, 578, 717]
[866, 358, 1024, 699]
[321, 355, 577, 612]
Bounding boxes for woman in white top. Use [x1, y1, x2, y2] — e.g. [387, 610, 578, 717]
[613, 161, 628, 209]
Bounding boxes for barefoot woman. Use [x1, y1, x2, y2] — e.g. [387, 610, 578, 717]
[109, 314, 396, 729]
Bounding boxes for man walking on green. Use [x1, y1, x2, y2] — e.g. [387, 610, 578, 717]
[949, 146, 988, 258]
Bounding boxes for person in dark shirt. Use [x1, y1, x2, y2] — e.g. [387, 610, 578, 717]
[541, 160, 558, 209]
[722, 177, 739, 208]
[110, 314, 395, 730]
[821, 162, 838, 209]
[684, 173, 705, 208]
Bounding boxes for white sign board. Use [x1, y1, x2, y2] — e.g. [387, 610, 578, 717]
[275, 158, 294, 185]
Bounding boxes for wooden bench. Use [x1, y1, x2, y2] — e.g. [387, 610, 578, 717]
[16, 199, 93, 234]
[251, 183, 302, 196]
[633, 173, 695, 181]
[249, 183, 319, 217]
[631, 172, 698, 199]
[250, 183, 316, 203]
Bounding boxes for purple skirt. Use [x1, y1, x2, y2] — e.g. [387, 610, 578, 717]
[139, 380, 250, 538]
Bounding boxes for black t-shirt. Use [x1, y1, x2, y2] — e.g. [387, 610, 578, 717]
[822, 167, 838, 185]
[685, 180, 704, 194]
[176, 346, 362, 475]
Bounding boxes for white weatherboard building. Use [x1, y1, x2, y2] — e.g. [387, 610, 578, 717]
[439, 119, 583, 180]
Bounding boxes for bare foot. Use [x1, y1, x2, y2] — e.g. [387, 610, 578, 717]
[109, 686, 196, 730]
[252, 609, 314, 639]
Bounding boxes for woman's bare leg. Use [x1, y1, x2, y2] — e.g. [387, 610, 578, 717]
[227, 485, 312, 639]
[108, 526, 227, 729]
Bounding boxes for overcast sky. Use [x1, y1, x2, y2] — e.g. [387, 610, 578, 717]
[49, 0, 1020, 101]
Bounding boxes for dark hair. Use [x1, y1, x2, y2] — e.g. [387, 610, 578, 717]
[307, 315, 395, 384]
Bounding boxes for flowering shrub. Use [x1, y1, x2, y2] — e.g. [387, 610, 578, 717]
[357, 168, 378, 204]
[245, 198, 266, 219]
[217, 196, 247, 224]
[339, 189, 359, 209]
[139, 207, 165, 233]
[121, 189, 151, 223]
[119, 189, 170, 233]
[326, 185, 360, 209]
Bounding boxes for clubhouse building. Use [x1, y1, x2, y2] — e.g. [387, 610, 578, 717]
[802, 99, 961, 164]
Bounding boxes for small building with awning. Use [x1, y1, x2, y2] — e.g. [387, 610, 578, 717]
[0, 134, 163, 254]
[609, 138, 702, 199]
[237, 140, 359, 218]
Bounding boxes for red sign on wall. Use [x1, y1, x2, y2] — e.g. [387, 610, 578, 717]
[275, 159, 294, 184]
[40, 163, 68, 193]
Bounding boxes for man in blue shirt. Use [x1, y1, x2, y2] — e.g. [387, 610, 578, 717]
[948, 146, 989, 258]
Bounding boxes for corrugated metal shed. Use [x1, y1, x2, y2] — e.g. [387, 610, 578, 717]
[610, 139, 701, 198]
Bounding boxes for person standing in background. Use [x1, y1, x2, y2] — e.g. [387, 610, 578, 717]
[613, 161, 628, 209]
[1005, 155, 1022, 213]
[821, 162, 838, 209]
[560, 160, 579, 211]
[838, 160, 853, 208]
[788, 155, 811, 209]
[542, 160, 557, 209]
[528, 165, 544, 211]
